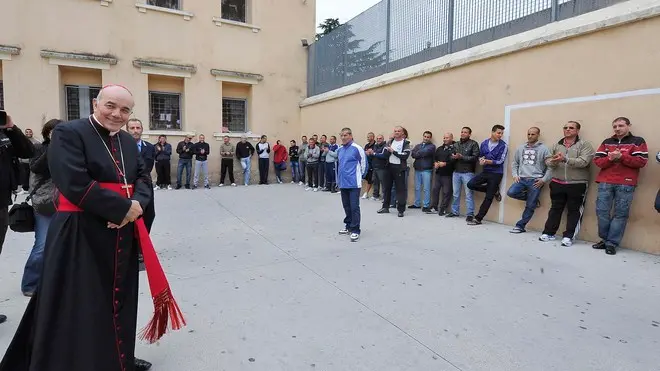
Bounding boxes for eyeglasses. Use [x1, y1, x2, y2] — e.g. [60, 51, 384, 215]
[563, 126, 576, 130]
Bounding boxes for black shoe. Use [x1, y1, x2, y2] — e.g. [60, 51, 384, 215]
[408, 205, 420, 209]
[185, 184, 191, 189]
[422, 207, 433, 213]
[605, 245, 617, 255]
[495, 192, 502, 202]
[466, 215, 474, 222]
[592, 241, 606, 249]
[467, 218, 482, 225]
[398, 211, 404, 217]
[438, 210, 446, 216]
[0, 314, 6, 324]
[135, 358, 153, 371]
[377, 208, 390, 214]
[175, 185, 182, 190]
[445, 212, 457, 218]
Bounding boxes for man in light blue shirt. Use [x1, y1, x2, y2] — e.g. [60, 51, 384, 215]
[337, 127, 367, 242]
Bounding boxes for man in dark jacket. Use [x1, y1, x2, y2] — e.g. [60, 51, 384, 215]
[446, 126, 480, 222]
[175, 135, 194, 189]
[0, 112, 36, 324]
[193, 134, 211, 189]
[410, 131, 436, 212]
[377, 126, 411, 217]
[369, 134, 387, 199]
[431, 132, 456, 215]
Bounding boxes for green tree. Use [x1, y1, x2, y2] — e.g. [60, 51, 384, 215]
[313, 18, 387, 83]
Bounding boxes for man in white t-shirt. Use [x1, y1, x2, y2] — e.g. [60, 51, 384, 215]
[256, 135, 271, 184]
[377, 126, 411, 217]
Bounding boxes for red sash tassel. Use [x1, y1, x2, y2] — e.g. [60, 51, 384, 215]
[57, 182, 186, 343]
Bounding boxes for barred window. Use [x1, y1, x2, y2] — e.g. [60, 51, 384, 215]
[0, 81, 4, 111]
[221, 0, 246, 23]
[147, 0, 179, 10]
[222, 98, 247, 133]
[65, 85, 101, 121]
[149, 91, 181, 130]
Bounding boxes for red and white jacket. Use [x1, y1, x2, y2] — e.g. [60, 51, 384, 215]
[593, 133, 648, 186]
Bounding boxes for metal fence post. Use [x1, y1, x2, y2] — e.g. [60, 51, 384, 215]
[447, 0, 455, 54]
[551, 0, 558, 21]
[385, 0, 391, 72]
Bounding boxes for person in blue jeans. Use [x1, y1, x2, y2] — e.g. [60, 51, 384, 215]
[175, 135, 194, 189]
[592, 117, 648, 255]
[336, 127, 367, 242]
[324, 136, 339, 193]
[445, 127, 480, 222]
[506, 127, 552, 233]
[409, 131, 436, 212]
[22, 119, 63, 296]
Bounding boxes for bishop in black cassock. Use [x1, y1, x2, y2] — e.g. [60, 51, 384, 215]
[0, 85, 183, 371]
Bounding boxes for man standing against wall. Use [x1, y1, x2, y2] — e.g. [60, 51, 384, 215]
[378, 126, 411, 217]
[337, 127, 367, 242]
[154, 135, 172, 190]
[507, 127, 552, 233]
[362, 132, 376, 198]
[446, 127, 480, 221]
[539, 121, 595, 247]
[298, 136, 308, 185]
[193, 134, 210, 189]
[431, 132, 456, 215]
[219, 135, 236, 186]
[410, 131, 436, 212]
[175, 135, 194, 189]
[369, 134, 387, 200]
[256, 135, 271, 185]
[236, 135, 255, 186]
[467, 124, 508, 225]
[592, 117, 648, 255]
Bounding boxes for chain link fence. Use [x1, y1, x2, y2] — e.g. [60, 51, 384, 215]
[307, 0, 626, 96]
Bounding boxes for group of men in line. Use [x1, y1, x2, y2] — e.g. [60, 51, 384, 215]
[349, 118, 653, 256]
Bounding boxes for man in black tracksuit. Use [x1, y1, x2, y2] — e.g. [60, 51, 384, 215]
[370, 134, 387, 199]
[431, 132, 456, 215]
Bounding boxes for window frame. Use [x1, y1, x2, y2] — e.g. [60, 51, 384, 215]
[146, 0, 181, 10]
[148, 90, 183, 131]
[64, 84, 101, 122]
[222, 97, 248, 133]
[221, 0, 247, 23]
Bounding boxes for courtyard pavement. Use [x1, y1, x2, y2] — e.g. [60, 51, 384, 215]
[1, 183, 660, 371]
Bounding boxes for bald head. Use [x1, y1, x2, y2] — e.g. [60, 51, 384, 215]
[443, 132, 454, 145]
[93, 85, 135, 133]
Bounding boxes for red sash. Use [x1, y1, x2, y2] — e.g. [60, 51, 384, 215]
[57, 182, 185, 343]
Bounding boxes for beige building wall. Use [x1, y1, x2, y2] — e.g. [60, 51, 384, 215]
[0, 0, 316, 182]
[299, 4, 660, 254]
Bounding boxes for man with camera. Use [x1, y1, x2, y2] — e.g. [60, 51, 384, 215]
[0, 111, 36, 324]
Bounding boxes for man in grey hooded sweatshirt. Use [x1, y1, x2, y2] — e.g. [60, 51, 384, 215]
[506, 127, 552, 233]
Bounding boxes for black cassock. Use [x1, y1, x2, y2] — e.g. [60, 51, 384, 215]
[0, 117, 152, 371]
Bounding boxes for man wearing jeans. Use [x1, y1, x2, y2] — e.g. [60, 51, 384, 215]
[446, 127, 480, 221]
[467, 124, 508, 225]
[337, 127, 367, 242]
[539, 121, 595, 247]
[593, 117, 648, 255]
[236, 135, 255, 185]
[409, 131, 436, 213]
[175, 135, 194, 189]
[298, 136, 308, 185]
[507, 127, 552, 233]
[193, 134, 211, 189]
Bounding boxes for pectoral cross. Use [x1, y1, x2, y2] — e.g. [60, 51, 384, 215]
[121, 180, 132, 198]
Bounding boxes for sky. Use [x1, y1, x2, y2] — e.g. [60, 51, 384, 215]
[316, 0, 381, 28]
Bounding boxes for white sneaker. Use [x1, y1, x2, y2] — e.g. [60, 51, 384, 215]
[167, 185, 172, 190]
[350, 233, 360, 242]
[291, 181, 295, 184]
[539, 234, 556, 242]
[153, 186, 159, 191]
[338, 229, 349, 235]
[313, 188, 318, 192]
[219, 183, 224, 187]
[305, 187, 311, 191]
[561, 237, 573, 247]
[361, 193, 368, 199]
[231, 183, 236, 187]
[370, 197, 377, 201]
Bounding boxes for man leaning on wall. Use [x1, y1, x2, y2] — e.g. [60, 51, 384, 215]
[592, 117, 648, 255]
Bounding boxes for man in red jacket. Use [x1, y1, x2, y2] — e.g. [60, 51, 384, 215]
[592, 116, 648, 255]
[273, 140, 288, 184]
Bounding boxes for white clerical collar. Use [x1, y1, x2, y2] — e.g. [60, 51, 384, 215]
[91, 114, 120, 136]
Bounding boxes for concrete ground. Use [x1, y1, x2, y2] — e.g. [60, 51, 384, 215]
[1, 183, 660, 371]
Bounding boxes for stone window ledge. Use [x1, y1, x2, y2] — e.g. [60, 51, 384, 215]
[142, 130, 196, 138]
[0, 45, 21, 61]
[100, 0, 112, 6]
[134, 59, 196, 78]
[211, 69, 263, 85]
[213, 132, 262, 140]
[136, 3, 194, 20]
[212, 17, 260, 33]
[40, 50, 117, 69]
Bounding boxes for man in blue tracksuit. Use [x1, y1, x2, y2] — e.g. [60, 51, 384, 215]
[337, 127, 367, 242]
